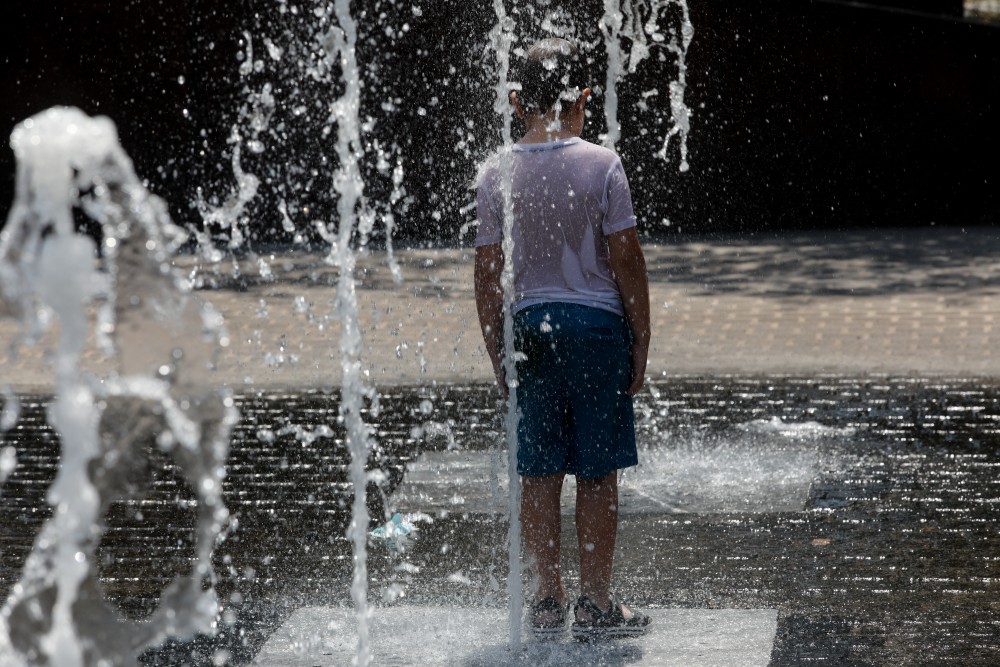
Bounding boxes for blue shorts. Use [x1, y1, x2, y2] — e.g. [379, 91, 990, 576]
[513, 302, 638, 480]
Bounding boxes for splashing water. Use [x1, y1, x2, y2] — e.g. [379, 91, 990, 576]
[0, 107, 235, 666]
[488, 0, 524, 650]
[0, 386, 16, 510]
[195, 126, 261, 257]
[317, 2, 375, 665]
[192, 30, 267, 261]
[601, 0, 694, 171]
[0, 386, 19, 434]
[0, 4, 697, 663]
[185, 2, 407, 663]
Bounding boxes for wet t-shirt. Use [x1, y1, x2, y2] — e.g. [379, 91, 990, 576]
[475, 137, 637, 316]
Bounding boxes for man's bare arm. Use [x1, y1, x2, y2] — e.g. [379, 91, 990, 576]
[608, 227, 650, 396]
[474, 243, 508, 398]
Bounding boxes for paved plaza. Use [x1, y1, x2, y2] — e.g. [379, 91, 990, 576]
[2, 225, 1000, 665]
[3, 226, 1000, 392]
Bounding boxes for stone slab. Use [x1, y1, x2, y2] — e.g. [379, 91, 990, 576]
[253, 606, 779, 667]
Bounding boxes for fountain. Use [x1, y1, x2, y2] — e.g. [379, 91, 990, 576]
[0, 108, 235, 666]
[0, 1, 693, 664]
[318, 2, 376, 664]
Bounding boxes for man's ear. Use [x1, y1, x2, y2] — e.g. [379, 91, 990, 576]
[574, 87, 593, 113]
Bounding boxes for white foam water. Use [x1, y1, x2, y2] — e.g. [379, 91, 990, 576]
[391, 421, 827, 516]
[0, 107, 236, 666]
[737, 416, 857, 439]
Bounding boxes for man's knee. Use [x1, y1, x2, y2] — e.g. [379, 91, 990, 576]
[577, 470, 617, 491]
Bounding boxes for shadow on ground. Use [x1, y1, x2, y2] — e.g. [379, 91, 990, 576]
[643, 226, 1000, 298]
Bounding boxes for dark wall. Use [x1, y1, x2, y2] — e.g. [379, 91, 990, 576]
[0, 0, 239, 213]
[1, 1, 998, 244]
[0, 0, 245, 257]
[669, 0, 1000, 234]
[858, 0, 962, 14]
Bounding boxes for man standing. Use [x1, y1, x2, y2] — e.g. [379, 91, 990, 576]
[474, 37, 652, 640]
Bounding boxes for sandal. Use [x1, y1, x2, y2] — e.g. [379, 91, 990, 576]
[571, 595, 651, 640]
[529, 596, 569, 637]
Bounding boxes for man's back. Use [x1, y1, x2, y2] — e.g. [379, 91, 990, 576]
[475, 137, 637, 315]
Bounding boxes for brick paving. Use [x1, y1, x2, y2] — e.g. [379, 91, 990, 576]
[163, 225, 1000, 382]
[6, 379, 1000, 664]
[644, 226, 1000, 377]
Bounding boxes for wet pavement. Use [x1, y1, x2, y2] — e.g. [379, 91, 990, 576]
[4, 378, 1000, 664]
[255, 606, 779, 666]
[3, 226, 1000, 665]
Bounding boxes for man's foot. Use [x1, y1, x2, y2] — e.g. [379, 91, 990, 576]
[571, 595, 651, 641]
[529, 596, 569, 638]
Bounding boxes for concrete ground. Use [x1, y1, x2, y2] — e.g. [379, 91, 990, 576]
[3, 225, 999, 392]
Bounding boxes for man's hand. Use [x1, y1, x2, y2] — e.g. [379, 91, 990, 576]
[628, 342, 648, 396]
[475, 243, 508, 399]
[608, 227, 651, 398]
[494, 363, 509, 401]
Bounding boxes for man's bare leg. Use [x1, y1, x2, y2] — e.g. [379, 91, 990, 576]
[575, 471, 618, 615]
[575, 470, 640, 624]
[522, 472, 567, 617]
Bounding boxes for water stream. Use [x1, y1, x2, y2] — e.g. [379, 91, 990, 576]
[320, 2, 375, 664]
[601, 0, 694, 169]
[486, 0, 523, 650]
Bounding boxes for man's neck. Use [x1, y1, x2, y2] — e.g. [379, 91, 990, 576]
[520, 115, 578, 144]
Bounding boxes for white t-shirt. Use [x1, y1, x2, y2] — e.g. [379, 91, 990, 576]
[475, 137, 637, 316]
